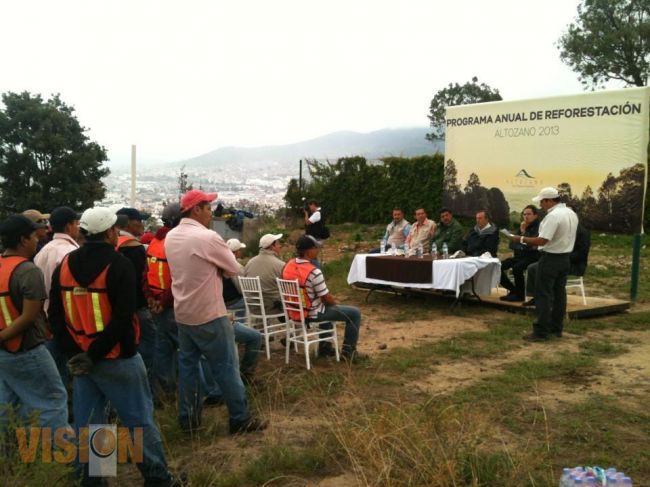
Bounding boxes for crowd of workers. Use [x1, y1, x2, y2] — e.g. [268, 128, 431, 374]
[0, 190, 364, 486]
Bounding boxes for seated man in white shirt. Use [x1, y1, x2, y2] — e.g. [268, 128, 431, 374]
[369, 208, 411, 253]
[405, 207, 436, 254]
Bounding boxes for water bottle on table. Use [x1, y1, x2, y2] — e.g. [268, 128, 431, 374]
[431, 242, 437, 260]
[417, 243, 423, 258]
[404, 243, 410, 258]
[380, 240, 386, 254]
[442, 242, 449, 259]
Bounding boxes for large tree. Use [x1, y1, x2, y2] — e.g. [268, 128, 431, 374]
[426, 77, 502, 141]
[557, 0, 650, 88]
[0, 91, 109, 213]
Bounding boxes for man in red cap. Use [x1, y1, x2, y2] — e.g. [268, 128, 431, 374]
[165, 190, 266, 434]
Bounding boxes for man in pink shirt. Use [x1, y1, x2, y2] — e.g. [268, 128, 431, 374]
[165, 189, 267, 435]
[34, 206, 80, 383]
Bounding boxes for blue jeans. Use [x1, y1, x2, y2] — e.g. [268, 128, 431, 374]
[314, 305, 362, 352]
[152, 308, 179, 396]
[202, 322, 262, 398]
[73, 353, 170, 485]
[45, 338, 71, 387]
[0, 344, 69, 432]
[137, 308, 157, 384]
[178, 317, 250, 428]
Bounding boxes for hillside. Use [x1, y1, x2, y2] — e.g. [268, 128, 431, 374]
[174, 127, 443, 171]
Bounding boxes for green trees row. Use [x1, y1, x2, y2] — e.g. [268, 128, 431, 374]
[285, 155, 444, 225]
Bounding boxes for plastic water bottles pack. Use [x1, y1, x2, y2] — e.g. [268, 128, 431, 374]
[559, 466, 633, 486]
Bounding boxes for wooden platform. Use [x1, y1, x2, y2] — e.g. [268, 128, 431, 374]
[480, 288, 630, 319]
[352, 283, 631, 319]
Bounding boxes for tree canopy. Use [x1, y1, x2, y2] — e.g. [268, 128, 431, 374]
[426, 77, 502, 141]
[284, 155, 444, 224]
[557, 0, 650, 88]
[0, 91, 109, 213]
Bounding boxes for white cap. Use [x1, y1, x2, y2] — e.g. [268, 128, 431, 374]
[532, 186, 560, 203]
[259, 233, 283, 249]
[80, 207, 117, 235]
[227, 238, 246, 252]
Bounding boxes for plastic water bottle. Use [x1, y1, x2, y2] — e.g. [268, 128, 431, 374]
[380, 240, 386, 254]
[560, 468, 571, 487]
[442, 242, 449, 259]
[404, 243, 410, 258]
[390, 243, 396, 255]
[417, 243, 423, 258]
[431, 242, 437, 259]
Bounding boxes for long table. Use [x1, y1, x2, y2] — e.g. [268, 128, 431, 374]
[347, 254, 501, 297]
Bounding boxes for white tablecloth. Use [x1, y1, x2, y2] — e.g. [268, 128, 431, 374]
[347, 254, 501, 297]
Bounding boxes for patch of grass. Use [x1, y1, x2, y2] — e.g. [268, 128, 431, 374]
[578, 340, 628, 357]
[450, 353, 599, 411]
[567, 311, 650, 335]
[553, 395, 650, 478]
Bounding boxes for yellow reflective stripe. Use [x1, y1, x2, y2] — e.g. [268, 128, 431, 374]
[0, 297, 13, 326]
[64, 291, 75, 326]
[158, 262, 165, 289]
[91, 293, 104, 332]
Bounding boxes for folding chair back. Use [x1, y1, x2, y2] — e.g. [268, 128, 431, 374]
[276, 278, 339, 369]
[238, 276, 285, 359]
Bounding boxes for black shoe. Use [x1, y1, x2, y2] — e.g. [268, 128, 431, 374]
[522, 333, 549, 342]
[317, 345, 337, 357]
[341, 349, 370, 364]
[500, 293, 524, 302]
[203, 395, 225, 407]
[522, 298, 536, 307]
[229, 417, 268, 435]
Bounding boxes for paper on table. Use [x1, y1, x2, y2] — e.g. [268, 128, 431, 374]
[500, 228, 515, 238]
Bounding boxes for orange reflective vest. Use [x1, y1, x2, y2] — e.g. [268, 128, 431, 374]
[281, 259, 317, 320]
[146, 238, 171, 295]
[0, 256, 28, 352]
[59, 255, 139, 359]
[116, 235, 137, 249]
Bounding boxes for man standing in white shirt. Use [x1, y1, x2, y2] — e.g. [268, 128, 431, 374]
[34, 206, 80, 381]
[509, 187, 578, 341]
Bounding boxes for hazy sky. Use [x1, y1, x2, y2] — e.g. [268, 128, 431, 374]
[1, 0, 602, 166]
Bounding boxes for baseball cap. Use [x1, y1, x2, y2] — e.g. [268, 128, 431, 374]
[532, 187, 560, 203]
[259, 233, 282, 249]
[22, 209, 50, 223]
[116, 207, 145, 221]
[227, 238, 247, 252]
[49, 206, 81, 228]
[80, 207, 118, 235]
[180, 189, 218, 212]
[0, 214, 43, 238]
[296, 234, 320, 251]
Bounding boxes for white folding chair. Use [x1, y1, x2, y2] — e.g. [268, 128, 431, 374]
[276, 278, 339, 370]
[238, 276, 285, 360]
[566, 276, 587, 305]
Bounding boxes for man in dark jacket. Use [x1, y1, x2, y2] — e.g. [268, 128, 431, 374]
[49, 207, 174, 486]
[500, 205, 540, 302]
[431, 208, 464, 254]
[569, 223, 590, 276]
[116, 207, 156, 386]
[463, 210, 499, 257]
